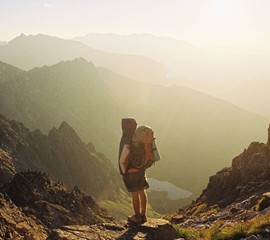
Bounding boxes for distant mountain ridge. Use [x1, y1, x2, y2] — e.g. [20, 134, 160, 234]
[75, 32, 270, 102]
[74, 32, 202, 62]
[2, 33, 269, 119]
[0, 33, 166, 85]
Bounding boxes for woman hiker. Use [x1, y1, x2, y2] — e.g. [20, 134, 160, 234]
[118, 118, 149, 224]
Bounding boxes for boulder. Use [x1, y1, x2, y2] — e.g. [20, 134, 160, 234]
[48, 219, 177, 240]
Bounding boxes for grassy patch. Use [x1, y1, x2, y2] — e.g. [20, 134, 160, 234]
[176, 228, 203, 239]
[199, 205, 218, 218]
[98, 189, 161, 219]
[253, 195, 270, 211]
[189, 203, 207, 217]
[174, 212, 270, 240]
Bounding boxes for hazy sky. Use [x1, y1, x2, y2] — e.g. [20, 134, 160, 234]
[1, 0, 270, 51]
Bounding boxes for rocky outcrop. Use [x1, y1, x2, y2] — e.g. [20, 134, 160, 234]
[0, 171, 176, 240]
[0, 114, 121, 200]
[201, 141, 270, 207]
[0, 149, 15, 184]
[170, 125, 270, 239]
[0, 171, 111, 239]
[2, 171, 111, 227]
[0, 192, 48, 240]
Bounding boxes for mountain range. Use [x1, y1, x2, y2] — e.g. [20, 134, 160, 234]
[0, 31, 270, 237]
[0, 58, 268, 213]
[75, 33, 270, 88]
[0, 33, 166, 85]
[1, 33, 269, 119]
[75, 33, 270, 118]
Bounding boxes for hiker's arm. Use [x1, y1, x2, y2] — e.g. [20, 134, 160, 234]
[119, 144, 131, 174]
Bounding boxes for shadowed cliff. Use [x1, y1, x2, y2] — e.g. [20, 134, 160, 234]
[0, 114, 121, 200]
[170, 125, 270, 239]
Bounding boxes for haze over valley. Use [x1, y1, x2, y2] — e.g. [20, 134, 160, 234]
[0, 55, 268, 212]
[75, 32, 270, 118]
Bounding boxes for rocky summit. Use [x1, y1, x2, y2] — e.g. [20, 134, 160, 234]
[170, 124, 270, 240]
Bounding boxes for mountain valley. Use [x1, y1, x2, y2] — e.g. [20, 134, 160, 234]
[0, 58, 269, 213]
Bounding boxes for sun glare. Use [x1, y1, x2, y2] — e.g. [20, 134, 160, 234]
[214, 0, 238, 25]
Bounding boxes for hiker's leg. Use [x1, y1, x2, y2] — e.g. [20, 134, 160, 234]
[138, 189, 147, 215]
[131, 191, 140, 215]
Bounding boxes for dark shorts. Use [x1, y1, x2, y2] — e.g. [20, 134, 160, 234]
[122, 171, 149, 192]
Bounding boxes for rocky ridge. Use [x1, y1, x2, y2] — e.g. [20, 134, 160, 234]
[170, 124, 270, 239]
[0, 114, 120, 200]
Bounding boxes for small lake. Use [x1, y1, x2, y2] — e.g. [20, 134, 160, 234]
[147, 177, 192, 200]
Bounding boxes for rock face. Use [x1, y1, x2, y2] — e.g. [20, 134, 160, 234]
[0, 171, 176, 240]
[0, 114, 121, 200]
[202, 141, 270, 207]
[0, 171, 111, 239]
[0, 191, 48, 240]
[170, 125, 270, 239]
[7, 172, 111, 226]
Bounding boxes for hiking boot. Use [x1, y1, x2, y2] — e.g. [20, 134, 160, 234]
[140, 214, 147, 223]
[128, 214, 142, 224]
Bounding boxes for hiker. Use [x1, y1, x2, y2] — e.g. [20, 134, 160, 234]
[118, 118, 149, 224]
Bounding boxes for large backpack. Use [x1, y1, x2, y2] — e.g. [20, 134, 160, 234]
[129, 126, 160, 170]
